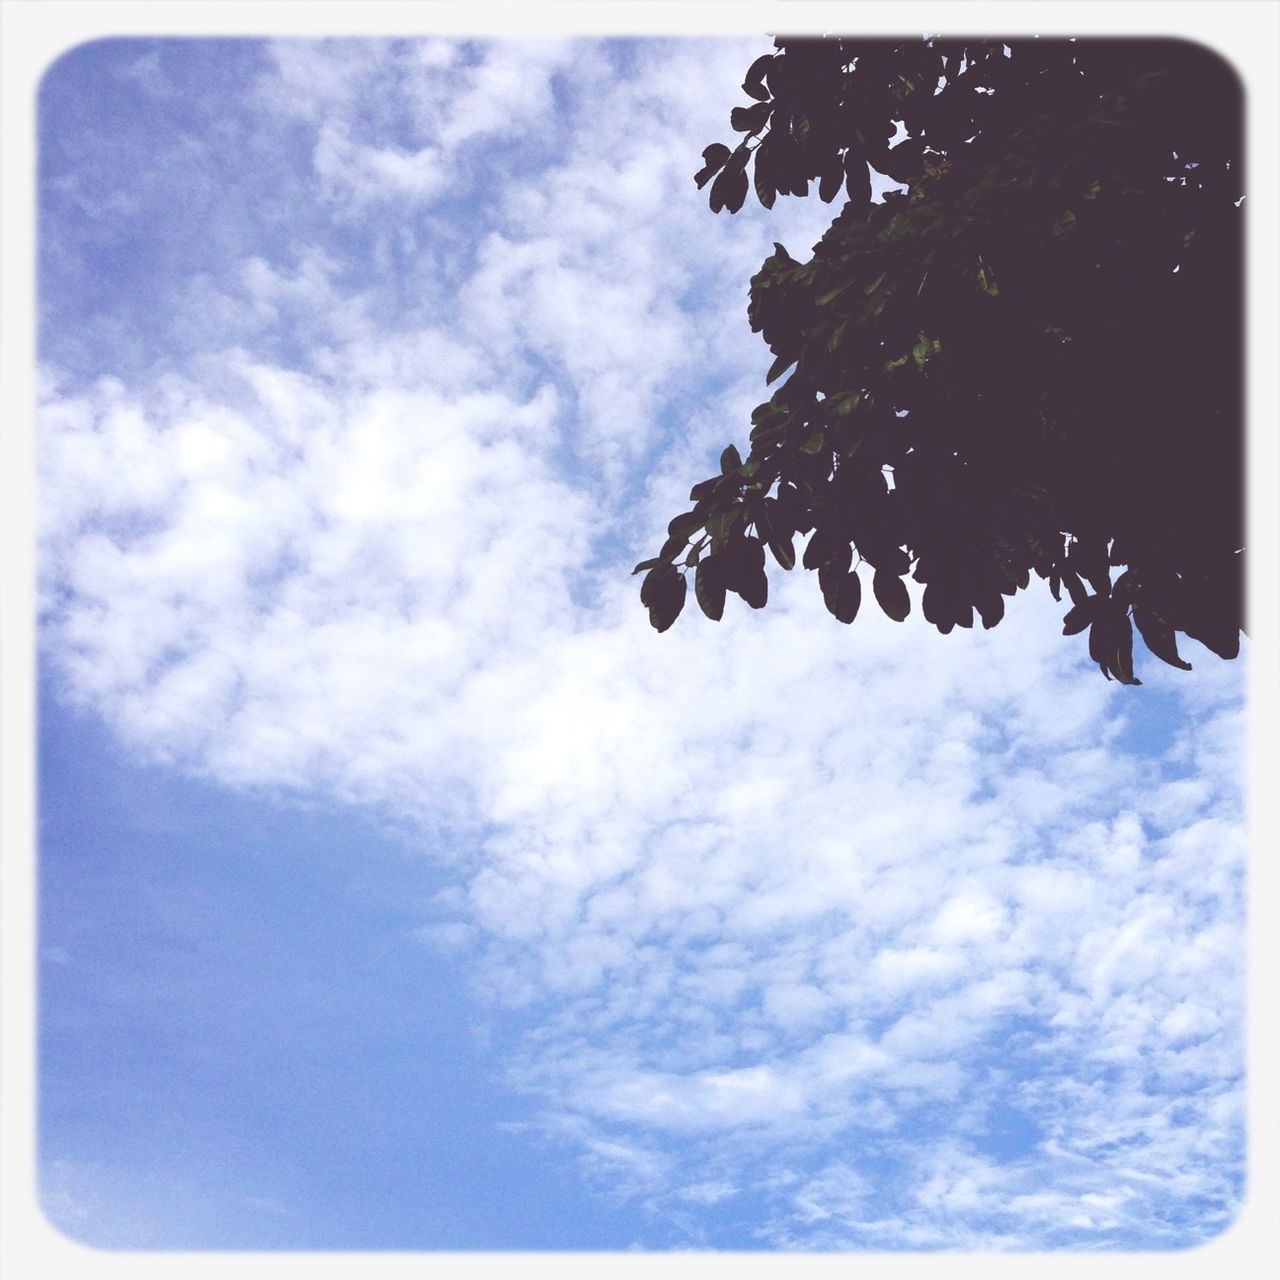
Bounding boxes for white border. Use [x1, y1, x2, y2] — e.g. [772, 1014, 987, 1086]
[2, 3, 1276, 1278]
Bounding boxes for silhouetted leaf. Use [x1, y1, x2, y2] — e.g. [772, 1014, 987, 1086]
[1062, 594, 1107, 635]
[695, 556, 727, 620]
[711, 161, 750, 214]
[872, 568, 910, 621]
[1133, 605, 1193, 669]
[742, 52, 774, 101]
[827, 568, 862, 623]
[648, 570, 687, 633]
[844, 150, 871, 206]
[694, 143, 731, 189]
[731, 102, 772, 135]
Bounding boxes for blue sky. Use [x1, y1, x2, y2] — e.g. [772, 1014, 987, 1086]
[33, 34, 1249, 1253]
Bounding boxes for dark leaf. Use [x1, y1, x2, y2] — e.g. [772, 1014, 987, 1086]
[730, 536, 769, 609]
[1111, 612, 1141, 685]
[720, 443, 743, 474]
[695, 556, 727, 621]
[753, 138, 777, 208]
[872, 568, 910, 621]
[648, 570, 687, 634]
[1133, 605, 1193, 670]
[826, 568, 862, 623]
[844, 150, 872, 206]
[818, 153, 844, 203]
[711, 160, 750, 214]
[640, 562, 679, 608]
[667, 510, 704, 540]
[1062, 594, 1107, 635]
[742, 52, 774, 101]
[730, 101, 772, 135]
[694, 143, 731, 189]
[658, 531, 687, 561]
[766, 351, 798, 384]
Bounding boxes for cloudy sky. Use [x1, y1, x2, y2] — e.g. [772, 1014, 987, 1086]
[33, 34, 1249, 1253]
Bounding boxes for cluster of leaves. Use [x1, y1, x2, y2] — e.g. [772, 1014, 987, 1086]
[641, 37, 1244, 683]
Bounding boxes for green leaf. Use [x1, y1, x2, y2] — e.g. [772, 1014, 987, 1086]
[720, 443, 743, 474]
[911, 332, 941, 371]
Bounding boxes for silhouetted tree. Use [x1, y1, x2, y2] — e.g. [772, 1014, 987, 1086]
[638, 37, 1244, 683]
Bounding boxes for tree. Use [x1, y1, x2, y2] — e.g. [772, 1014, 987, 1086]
[637, 37, 1244, 684]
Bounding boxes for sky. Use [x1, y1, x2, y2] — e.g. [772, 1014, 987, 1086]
[31, 34, 1250, 1253]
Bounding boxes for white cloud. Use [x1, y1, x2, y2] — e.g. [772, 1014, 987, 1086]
[37, 36, 1247, 1249]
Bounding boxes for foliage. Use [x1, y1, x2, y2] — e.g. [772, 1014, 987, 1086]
[638, 37, 1244, 683]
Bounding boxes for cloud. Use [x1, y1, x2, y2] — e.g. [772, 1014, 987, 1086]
[37, 36, 1247, 1249]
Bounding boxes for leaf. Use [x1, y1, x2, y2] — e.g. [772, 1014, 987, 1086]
[632, 557, 663, 576]
[730, 536, 769, 609]
[648, 570, 687, 634]
[706, 506, 742, 551]
[819, 152, 844, 203]
[817, 542, 854, 600]
[911, 332, 941, 371]
[766, 351, 797, 385]
[742, 52, 773, 101]
[730, 101, 772, 135]
[844, 150, 872, 206]
[695, 556, 727, 621]
[872, 568, 910, 621]
[1087, 615, 1111, 677]
[710, 162, 750, 214]
[667, 510, 704, 540]
[658, 531, 687, 560]
[720, 443, 743, 474]
[1061, 594, 1107, 635]
[827, 568, 862, 623]
[640, 562, 679, 607]
[1132, 605, 1193, 670]
[765, 519, 796, 571]
[975, 588, 1005, 629]
[694, 143, 731, 189]
[1111, 612, 1141, 685]
[753, 137, 777, 209]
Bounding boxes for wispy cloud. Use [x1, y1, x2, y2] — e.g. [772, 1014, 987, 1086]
[37, 37, 1246, 1249]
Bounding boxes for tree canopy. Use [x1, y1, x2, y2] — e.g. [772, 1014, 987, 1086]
[637, 37, 1244, 684]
